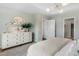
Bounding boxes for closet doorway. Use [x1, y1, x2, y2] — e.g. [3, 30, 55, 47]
[64, 18, 74, 40]
[43, 20, 55, 40]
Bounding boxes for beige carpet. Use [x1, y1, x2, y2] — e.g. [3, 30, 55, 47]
[0, 43, 33, 56]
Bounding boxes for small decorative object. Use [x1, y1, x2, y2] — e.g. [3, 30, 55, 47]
[21, 23, 32, 32]
[13, 16, 24, 25]
[5, 16, 26, 32]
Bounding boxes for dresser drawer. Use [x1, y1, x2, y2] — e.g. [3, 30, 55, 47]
[1, 32, 32, 49]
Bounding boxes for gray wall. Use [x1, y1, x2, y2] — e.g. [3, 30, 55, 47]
[55, 9, 79, 39]
[0, 7, 35, 33]
[54, 15, 64, 38]
[34, 15, 43, 42]
[0, 7, 37, 47]
[0, 7, 52, 43]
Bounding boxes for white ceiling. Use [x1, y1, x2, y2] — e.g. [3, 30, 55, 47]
[0, 3, 79, 15]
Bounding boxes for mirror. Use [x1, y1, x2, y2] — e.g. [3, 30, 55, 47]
[64, 18, 74, 40]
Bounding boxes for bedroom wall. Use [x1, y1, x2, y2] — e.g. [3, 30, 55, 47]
[0, 7, 52, 45]
[54, 9, 79, 39]
[34, 15, 43, 42]
[0, 8, 35, 33]
[0, 7, 36, 47]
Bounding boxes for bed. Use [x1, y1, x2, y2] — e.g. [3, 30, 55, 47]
[27, 38, 77, 56]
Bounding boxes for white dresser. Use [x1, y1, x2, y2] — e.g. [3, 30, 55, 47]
[1, 32, 32, 49]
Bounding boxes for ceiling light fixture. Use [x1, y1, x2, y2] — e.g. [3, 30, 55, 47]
[46, 8, 50, 12]
[62, 3, 69, 6]
[58, 9, 63, 13]
[46, 3, 69, 13]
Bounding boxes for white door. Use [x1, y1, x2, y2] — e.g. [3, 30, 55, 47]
[43, 20, 55, 39]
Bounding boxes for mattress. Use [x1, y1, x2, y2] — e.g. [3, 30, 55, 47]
[27, 38, 72, 56]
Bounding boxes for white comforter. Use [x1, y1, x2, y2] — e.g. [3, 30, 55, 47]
[27, 38, 74, 56]
[55, 40, 76, 56]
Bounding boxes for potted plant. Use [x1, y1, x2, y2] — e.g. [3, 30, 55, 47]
[21, 23, 32, 32]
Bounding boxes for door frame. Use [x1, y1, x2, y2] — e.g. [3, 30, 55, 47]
[63, 16, 75, 40]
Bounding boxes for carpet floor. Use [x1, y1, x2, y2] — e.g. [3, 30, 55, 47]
[0, 43, 33, 56]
